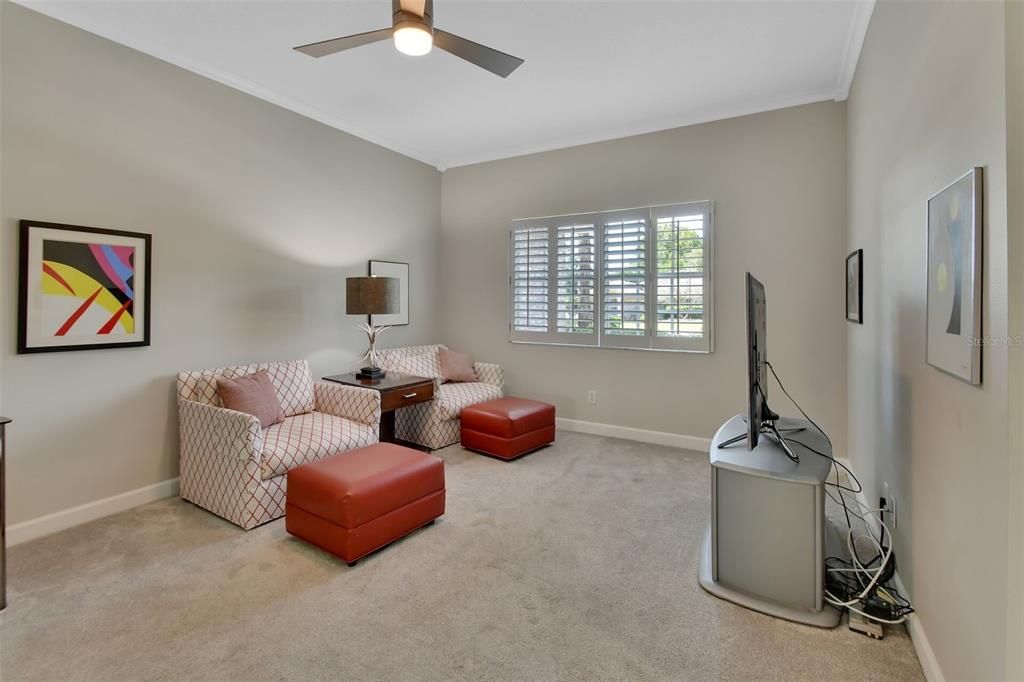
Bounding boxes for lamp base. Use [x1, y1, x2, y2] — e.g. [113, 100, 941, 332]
[356, 366, 386, 381]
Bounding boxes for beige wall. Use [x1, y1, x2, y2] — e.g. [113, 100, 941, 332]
[1, 5, 441, 524]
[440, 101, 847, 445]
[1005, 0, 1023, 677]
[847, 1, 1010, 679]
[0, 3, 5, 420]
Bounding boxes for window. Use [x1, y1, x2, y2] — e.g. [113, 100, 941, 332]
[510, 201, 713, 352]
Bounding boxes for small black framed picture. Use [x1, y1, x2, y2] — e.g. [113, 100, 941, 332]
[846, 249, 863, 324]
[18, 220, 152, 353]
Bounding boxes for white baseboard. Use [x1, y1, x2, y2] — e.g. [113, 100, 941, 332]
[556, 417, 711, 452]
[891, 573, 944, 682]
[835, 458, 944, 682]
[7, 478, 180, 546]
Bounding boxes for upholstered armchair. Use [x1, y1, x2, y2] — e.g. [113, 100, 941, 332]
[376, 345, 504, 450]
[177, 360, 381, 529]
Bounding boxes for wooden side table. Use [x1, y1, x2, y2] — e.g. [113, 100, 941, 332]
[322, 373, 433, 445]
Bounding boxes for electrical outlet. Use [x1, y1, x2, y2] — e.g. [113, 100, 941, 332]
[881, 482, 898, 529]
[587, 390, 597, 405]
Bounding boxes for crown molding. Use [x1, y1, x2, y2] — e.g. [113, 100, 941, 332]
[18, 1, 871, 171]
[833, 0, 876, 101]
[442, 89, 835, 170]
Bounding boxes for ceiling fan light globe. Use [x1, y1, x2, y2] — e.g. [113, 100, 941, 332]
[394, 25, 433, 56]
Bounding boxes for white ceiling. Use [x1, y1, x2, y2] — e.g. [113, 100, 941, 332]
[16, 0, 875, 170]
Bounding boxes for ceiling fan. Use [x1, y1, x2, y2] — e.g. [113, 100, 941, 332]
[293, 0, 524, 78]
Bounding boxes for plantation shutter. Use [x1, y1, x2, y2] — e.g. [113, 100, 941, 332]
[600, 209, 649, 348]
[652, 201, 713, 351]
[510, 225, 550, 337]
[509, 201, 713, 353]
[555, 222, 597, 340]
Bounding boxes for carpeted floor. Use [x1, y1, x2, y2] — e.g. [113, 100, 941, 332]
[0, 432, 923, 681]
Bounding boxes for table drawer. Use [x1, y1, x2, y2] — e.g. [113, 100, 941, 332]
[380, 381, 434, 411]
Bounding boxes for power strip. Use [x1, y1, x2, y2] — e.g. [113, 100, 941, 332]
[849, 611, 884, 640]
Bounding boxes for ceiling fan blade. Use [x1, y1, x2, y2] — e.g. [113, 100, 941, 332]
[433, 29, 524, 78]
[294, 28, 393, 58]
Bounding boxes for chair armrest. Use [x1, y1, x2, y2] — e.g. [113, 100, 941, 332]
[474, 362, 503, 388]
[178, 399, 263, 463]
[314, 382, 382, 430]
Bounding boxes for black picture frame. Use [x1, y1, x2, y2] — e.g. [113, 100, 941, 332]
[367, 259, 410, 327]
[18, 220, 152, 354]
[846, 249, 863, 324]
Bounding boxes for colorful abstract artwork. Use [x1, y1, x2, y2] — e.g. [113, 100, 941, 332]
[19, 221, 151, 353]
[926, 168, 982, 384]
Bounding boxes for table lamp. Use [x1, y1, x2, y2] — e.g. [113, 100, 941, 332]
[346, 276, 399, 380]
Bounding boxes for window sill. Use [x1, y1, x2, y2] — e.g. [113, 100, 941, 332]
[508, 339, 713, 354]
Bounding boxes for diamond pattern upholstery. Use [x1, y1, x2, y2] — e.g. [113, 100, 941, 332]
[314, 380, 381, 427]
[434, 382, 504, 419]
[261, 412, 376, 480]
[473, 362, 503, 387]
[177, 360, 315, 417]
[377, 345, 505, 450]
[391, 352, 444, 390]
[177, 361, 381, 529]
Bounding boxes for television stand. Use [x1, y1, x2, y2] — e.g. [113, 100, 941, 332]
[716, 418, 806, 461]
[699, 414, 840, 628]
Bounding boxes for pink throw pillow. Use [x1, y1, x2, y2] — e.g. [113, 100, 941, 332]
[216, 371, 285, 428]
[438, 349, 478, 383]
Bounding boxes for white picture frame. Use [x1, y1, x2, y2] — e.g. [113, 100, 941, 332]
[368, 260, 409, 326]
[926, 167, 983, 384]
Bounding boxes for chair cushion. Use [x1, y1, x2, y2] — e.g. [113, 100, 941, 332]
[461, 397, 556, 438]
[216, 371, 285, 428]
[438, 349, 478, 383]
[286, 443, 444, 528]
[261, 412, 376, 480]
[435, 382, 503, 419]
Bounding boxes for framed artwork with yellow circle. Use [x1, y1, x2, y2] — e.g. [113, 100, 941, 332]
[926, 167, 983, 384]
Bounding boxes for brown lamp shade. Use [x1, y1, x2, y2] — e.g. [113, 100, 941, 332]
[346, 276, 399, 315]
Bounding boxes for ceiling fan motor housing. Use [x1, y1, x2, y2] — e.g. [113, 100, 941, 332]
[393, 7, 433, 37]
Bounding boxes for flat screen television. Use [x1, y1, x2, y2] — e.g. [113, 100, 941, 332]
[745, 272, 771, 449]
[719, 273, 799, 460]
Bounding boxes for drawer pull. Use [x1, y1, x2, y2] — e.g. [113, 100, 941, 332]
[402, 392, 418, 399]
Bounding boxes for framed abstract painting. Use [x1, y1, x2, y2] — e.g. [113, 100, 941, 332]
[18, 220, 152, 353]
[926, 167, 983, 384]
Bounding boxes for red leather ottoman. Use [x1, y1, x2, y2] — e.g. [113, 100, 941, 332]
[285, 443, 444, 566]
[460, 397, 556, 460]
